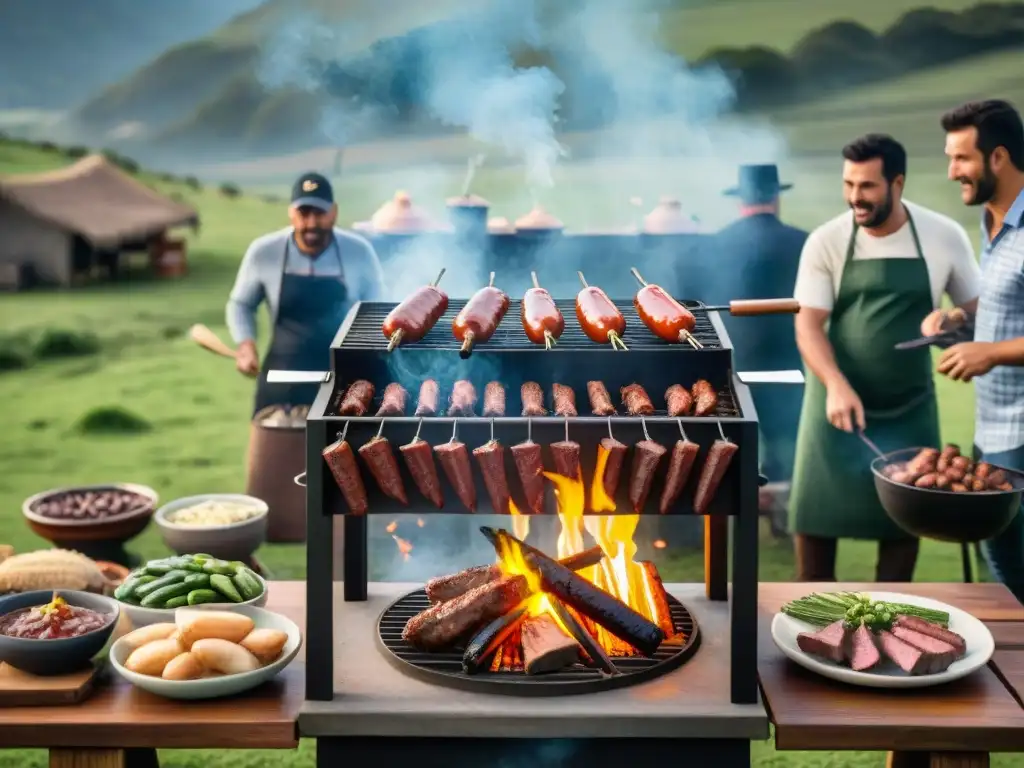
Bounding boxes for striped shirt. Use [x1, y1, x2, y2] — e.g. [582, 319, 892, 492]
[974, 186, 1024, 453]
[225, 227, 387, 344]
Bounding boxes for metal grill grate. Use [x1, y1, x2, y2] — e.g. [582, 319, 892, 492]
[375, 588, 702, 696]
[340, 299, 723, 351]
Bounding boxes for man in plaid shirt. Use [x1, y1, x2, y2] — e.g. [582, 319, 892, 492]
[927, 100, 1024, 601]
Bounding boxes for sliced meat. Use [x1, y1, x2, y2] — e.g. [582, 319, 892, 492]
[322, 438, 369, 514]
[890, 626, 958, 673]
[796, 619, 847, 664]
[434, 441, 477, 511]
[587, 381, 616, 416]
[691, 379, 717, 416]
[552, 384, 578, 417]
[521, 381, 546, 416]
[876, 629, 930, 674]
[659, 439, 700, 514]
[483, 382, 506, 417]
[358, 437, 408, 505]
[399, 437, 444, 508]
[692, 439, 738, 514]
[599, 437, 627, 499]
[448, 380, 478, 416]
[628, 440, 667, 513]
[521, 614, 579, 674]
[620, 383, 655, 415]
[846, 623, 881, 671]
[665, 384, 693, 417]
[550, 440, 581, 480]
[375, 383, 408, 416]
[892, 615, 966, 656]
[338, 380, 375, 416]
[414, 379, 440, 416]
[402, 574, 530, 650]
[512, 440, 545, 514]
[473, 440, 511, 514]
[425, 565, 498, 604]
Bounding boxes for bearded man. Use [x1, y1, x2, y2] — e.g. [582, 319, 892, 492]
[788, 133, 980, 582]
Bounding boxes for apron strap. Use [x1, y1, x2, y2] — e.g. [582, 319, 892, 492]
[282, 232, 344, 280]
[845, 205, 925, 262]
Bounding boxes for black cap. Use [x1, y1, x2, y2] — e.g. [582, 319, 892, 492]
[291, 172, 334, 211]
[723, 164, 792, 203]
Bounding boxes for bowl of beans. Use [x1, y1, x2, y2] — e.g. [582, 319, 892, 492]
[154, 495, 268, 562]
[22, 484, 158, 549]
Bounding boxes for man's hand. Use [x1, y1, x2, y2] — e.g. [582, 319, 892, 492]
[825, 378, 865, 433]
[920, 309, 946, 337]
[937, 341, 998, 382]
[236, 340, 260, 377]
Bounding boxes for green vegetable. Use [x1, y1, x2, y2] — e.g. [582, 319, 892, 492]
[183, 573, 211, 589]
[135, 570, 189, 598]
[202, 559, 235, 576]
[164, 595, 190, 609]
[143, 560, 179, 576]
[782, 591, 950, 628]
[210, 574, 243, 602]
[140, 582, 191, 608]
[232, 568, 262, 601]
[187, 588, 220, 605]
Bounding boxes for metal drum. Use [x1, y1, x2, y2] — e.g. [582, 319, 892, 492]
[246, 407, 307, 543]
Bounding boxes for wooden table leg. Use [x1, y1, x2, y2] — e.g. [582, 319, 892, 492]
[50, 748, 160, 768]
[887, 751, 990, 768]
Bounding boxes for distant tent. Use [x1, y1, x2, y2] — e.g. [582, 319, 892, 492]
[0, 154, 199, 288]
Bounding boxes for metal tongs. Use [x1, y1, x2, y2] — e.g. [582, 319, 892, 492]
[895, 308, 974, 350]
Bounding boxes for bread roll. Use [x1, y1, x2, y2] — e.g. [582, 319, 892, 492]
[191, 638, 260, 675]
[125, 637, 185, 677]
[120, 623, 178, 653]
[176, 610, 255, 649]
[240, 628, 288, 665]
[162, 651, 206, 681]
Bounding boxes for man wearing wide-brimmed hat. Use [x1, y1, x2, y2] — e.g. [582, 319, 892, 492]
[708, 164, 807, 518]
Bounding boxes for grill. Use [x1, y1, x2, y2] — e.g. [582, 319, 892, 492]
[376, 588, 701, 696]
[301, 296, 762, 707]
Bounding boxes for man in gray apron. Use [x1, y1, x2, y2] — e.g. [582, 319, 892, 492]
[789, 134, 981, 581]
[226, 172, 386, 411]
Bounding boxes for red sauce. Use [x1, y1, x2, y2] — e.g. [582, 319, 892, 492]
[0, 596, 111, 639]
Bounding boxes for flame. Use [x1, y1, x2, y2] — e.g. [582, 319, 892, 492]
[416, 518, 426, 528]
[385, 521, 398, 534]
[392, 535, 413, 561]
[653, 539, 667, 549]
[508, 498, 530, 541]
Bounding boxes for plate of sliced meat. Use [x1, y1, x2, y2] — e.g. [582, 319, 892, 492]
[771, 591, 993, 688]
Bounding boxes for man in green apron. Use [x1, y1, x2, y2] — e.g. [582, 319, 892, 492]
[789, 134, 981, 581]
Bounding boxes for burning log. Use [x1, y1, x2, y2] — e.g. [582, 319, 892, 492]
[462, 601, 530, 674]
[425, 546, 606, 604]
[641, 561, 676, 639]
[550, 599, 618, 676]
[480, 527, 666, 657]
[402, 574, 529, 650]
[522, 614, 579, 674]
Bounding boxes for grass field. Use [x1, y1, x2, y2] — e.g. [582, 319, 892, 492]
[1, 46, 1022, 766]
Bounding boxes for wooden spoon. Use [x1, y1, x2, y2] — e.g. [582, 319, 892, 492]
[189, 324, 237, 359]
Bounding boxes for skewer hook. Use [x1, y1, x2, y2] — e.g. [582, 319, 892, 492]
[387, 329, 405, 352]
[630, 267, 648, 287]
[450, 419, 459, 443]
[430, 268, 446, 287]
[577, 271, 589, 288]
[488, 271, 495, 288]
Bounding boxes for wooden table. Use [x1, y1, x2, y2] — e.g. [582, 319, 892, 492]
[0, 581, 305, 768]
[759, 582, 1024, 768]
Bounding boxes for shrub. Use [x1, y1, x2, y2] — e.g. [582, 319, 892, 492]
[184, 176, 202, 190]
[65, 145, 90, 158]
[0, 334, 32, 372]
[33, 329, 100, 360]
[101, 149, 140, 173]
[74, 406, 151, 435]
[219, 182, 241, 198]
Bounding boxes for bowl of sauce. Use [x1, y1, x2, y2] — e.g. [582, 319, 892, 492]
[0, 590, 120, 675]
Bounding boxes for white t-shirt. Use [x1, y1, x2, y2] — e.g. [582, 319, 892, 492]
[793, 200, 981, 311]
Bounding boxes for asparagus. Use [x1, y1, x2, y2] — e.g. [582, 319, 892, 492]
[782, 591, 950, 630]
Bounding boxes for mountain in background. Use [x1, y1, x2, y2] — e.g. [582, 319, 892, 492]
[0, 0, 267, 110]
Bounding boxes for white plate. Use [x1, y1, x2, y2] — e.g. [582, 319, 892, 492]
[771, 591, 994, 688]
[109, 604, 302, 700]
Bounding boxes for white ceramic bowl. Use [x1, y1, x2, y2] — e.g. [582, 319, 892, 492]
[154, 494, 268, 561]
[120, 570, 269, 627]
[109, 604, 301, 700]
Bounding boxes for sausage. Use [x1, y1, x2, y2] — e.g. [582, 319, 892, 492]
[434, 440, 477, 511]
[483, 382, 506, 417]
[914, 473, 938, 489]
[358, 436, 408, 505]
[691, 379, 718, 416]
[975, 462, 993, 480]
[659, 440, 700, 513]
[453, 285, 511, 356]
[402, 574, 530, 650]
[587, 381, 616, 416]
[665, 384, 693, 417]
[552, 384, 577, 417]
[399, 438, 444, 508]
[576, 285, 626, 345]
[951, 483, 969, 493]
[628, 440, 667, 512]
[598, 437, 628, 498]
[375, 383, 408, 416]
[950, 455, 971, 470]
[944, 467, 966, 482]
[338, 380, 375, 416]
[987, 469, 1008, 488]
[473, 440, 511, 514]
[415, 379, 440, 416]
[322, 438, 369, 514]
[448, 380, 478, 416]
[934, 474, 951, 490]
[971, 478, 988, 492]
[620, 383, 655, 416]
[382, 283, 449, 346]
[511, 440, 545, 514]
[633, 283, 695, 343]
[692, 439, 739, 514]
[550, 441, 581, 480]
[521, 381, 546, 416]
[940, 443, 961, 463]
[522, 286, 564, 346]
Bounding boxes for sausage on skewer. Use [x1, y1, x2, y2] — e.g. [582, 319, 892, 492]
[552, 384, 577, 417]
[591, 420, 627, 511]
[400, 420, 444, 508]
[473, 422, 511, 514]
[382, 269, 448, 351]
[434, 422, 477, 512]
[692, 379, 718, 416]
[453, 272, 510, 358]
[376, 383, 408, 416]
[521, 271, 564, 350]
[621, 383, 655, 416]
[630, 267, 701, 349]
[576, 272, 627, 350]
[322, 423, 369, 514]
[521, 382, 546, 416]
[338, 380, 374, 416]
[415, 379, 440, 416]
[588, 381, 617, 416]
[660, 421, 701, 514]
[448, 380, 478, 416]
[693, 425, 738, 514]
[358, 421, 409, 505]
[629, 418, 667, 513]
[483, 382, 506, 417]
[665, 384, 693, 417]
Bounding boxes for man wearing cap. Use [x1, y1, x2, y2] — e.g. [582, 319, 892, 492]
[226, 173, 386, 412]
[789, 134, 980, 581]
[709, 164, 807, 510]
